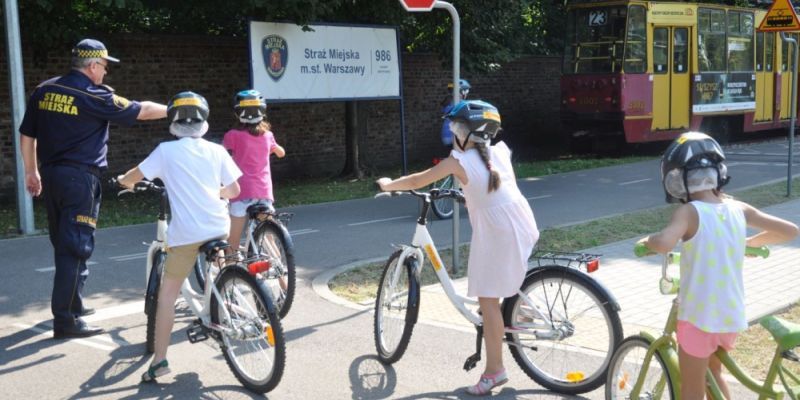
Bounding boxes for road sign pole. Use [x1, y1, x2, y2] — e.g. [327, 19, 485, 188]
[786, 33, 798, 196]
[432, 1, 461, 273]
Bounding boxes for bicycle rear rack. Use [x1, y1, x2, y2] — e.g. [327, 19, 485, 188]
[529, 250, 601, 273]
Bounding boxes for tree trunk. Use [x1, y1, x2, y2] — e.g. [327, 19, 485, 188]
[341, 101, 364, 179]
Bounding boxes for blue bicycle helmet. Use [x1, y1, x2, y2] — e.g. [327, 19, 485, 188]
[447, 79, 471, 99]
[233, 89, 267, 124]
[444, 100, 501, 150]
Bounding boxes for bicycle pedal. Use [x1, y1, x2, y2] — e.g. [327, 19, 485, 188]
[463, 353, 481, 372]
[186, 323, 210, 344]
[783, 349, 800, 363]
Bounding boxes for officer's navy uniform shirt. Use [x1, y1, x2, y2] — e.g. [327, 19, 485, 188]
[19, 70, 142, 168]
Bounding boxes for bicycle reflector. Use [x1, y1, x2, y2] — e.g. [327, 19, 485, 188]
[566, 371, 585, 382]
[586, 259, 599, 273]
[247, 260, 271, 276]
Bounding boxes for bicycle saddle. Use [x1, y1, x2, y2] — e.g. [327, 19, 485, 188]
[199, 239, 230, 256]
[247, 203, 275, 219]
[761, 315, 800, 351]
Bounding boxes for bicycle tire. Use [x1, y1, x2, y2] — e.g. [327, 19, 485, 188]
[211, 267, 285, 393]
[374, 250, 419, 364]
[502, 268, 623, 394]
[249, 220, 296, 319]
[430, 175, 454, 220]
[145, 250, 166, 354]
[606, 335, 675, 400]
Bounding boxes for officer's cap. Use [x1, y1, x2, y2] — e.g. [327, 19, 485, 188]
[72, 39, 120, 63]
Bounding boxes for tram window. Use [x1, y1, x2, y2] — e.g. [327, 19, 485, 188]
[674, 29, 688, 74]
[727, 11, 754, 72]
[766, 33, 774, 72]
[624, 5, 647, 73]
[654, 28, 668, 74]
[757, 32, 764, 72]
[698, 8, 727, 72]
[781, 33, 797, 71]
[562, 6, 627, 73]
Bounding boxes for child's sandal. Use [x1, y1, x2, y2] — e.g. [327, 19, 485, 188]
[466, 369, 508, 396]
[141, 359, 170, 383]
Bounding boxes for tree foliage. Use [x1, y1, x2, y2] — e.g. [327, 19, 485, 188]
[5, 0, 567, 72]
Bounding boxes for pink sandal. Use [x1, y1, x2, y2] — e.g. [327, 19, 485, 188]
[466, 369, 508, 396]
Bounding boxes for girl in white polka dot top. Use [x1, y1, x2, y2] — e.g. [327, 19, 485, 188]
[639, 132, 798, 400]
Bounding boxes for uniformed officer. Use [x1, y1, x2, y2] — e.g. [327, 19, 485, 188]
[19, 38, 168, 339]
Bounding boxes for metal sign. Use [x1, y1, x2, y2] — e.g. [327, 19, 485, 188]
[758, 0, 800, 31]
[398, 0, 436, 12]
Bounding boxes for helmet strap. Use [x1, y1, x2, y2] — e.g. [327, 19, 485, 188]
[682, 169, 691, 203]
[454, 134, 468, 151]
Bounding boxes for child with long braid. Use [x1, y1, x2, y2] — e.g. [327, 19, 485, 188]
[377, 100, 539, 396]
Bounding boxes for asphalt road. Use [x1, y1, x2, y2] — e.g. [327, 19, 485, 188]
[0, 139, 796, 399]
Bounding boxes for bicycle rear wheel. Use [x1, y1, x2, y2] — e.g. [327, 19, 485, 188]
[211, 268, 285, 393]
[145, 250, 166, 354]
[249, 221, 296, 318]
[606, 335, 675, 399]
[503, 268, 623, 394]
[374, 250, 418, 364]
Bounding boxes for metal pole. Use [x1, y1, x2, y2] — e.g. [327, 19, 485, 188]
[5, 0, 35, 234]
[782, 32, 798, 196]
[434, 0, 461, 272]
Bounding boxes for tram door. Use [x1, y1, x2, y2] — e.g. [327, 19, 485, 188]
[755, 32, 775, 122]
[780, 33, 799, 120]
[652, 26, 690, 130]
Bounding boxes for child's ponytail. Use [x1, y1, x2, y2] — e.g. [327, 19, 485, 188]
[476, 142, 500, 192]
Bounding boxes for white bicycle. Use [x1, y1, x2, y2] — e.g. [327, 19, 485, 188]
[373, 188, 623, 395]
[117, 179, 286, 394]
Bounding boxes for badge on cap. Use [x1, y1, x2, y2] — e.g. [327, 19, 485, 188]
[72, 39, 120, 63]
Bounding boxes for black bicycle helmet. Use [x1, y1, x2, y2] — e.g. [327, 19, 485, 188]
[445, 100, 501, 150]
[167, 91, 209, 125]
[661, 131, 729, 203]
[447, 79, 471, 99]
[233, 89, 267, 124]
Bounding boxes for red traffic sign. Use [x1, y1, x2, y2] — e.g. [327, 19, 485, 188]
[399, 0, 436, 12]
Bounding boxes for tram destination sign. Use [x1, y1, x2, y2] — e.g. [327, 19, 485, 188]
[758, 0, 800, 31]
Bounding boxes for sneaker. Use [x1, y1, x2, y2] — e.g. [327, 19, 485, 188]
[141, 359, 171, 383]
[465, 369, 508, 396]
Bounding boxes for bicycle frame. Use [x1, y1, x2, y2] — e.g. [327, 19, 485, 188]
[398, 201, 566, 333]
[628, 252, 787, 400]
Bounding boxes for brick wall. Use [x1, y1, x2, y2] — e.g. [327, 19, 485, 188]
[0, 34, 561, 193]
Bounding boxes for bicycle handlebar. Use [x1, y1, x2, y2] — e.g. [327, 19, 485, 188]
[633, 242, 770, 259]
[374, 188, 465, 204]
[110, 177, 165, 196]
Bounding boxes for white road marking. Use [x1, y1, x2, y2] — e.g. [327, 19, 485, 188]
[12, 323, 114, 351]
[83, 301, 145, 324]
[36, 261, 96, 273]
[348, 216, 412, 226]
[618, 178, 652, 186]
[526, 194, 552, 201]
[290, 229, 319, 236]
[109, 252, 149, 262]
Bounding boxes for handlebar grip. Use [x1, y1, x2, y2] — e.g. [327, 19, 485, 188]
[746, 246, 770, 258]
[633, 242, 655, 258]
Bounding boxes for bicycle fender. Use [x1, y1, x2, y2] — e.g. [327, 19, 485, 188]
[404, 254, 422, 325]
[145, 250, 165, 314]
[258, 218, 295, 255]
[638, 331, 682, 394]
[523, 265, 621, 312]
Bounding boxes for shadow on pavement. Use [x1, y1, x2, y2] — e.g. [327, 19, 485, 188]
[348, 354, 397, 400]
[0, 321, 65, 375]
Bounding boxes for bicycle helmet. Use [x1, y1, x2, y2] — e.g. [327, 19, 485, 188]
[233, 89, 267, 124]
[167, 91, 209, 138]
[661, 131, 730, 203]
[447, 79, 471, 99]
[444, 100, 501, 151]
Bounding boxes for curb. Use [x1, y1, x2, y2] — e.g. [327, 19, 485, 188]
[311, 256, 386, 312]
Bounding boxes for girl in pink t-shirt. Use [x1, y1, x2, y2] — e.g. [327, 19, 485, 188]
[223, 90, 285, 254]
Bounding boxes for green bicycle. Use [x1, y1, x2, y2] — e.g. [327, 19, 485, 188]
[606, 243, 800, 399]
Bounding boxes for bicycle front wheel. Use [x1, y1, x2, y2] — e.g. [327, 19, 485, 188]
[606, 336, 675, 400]
[430, 175, 454, 219]
[503, 268, 623, 394]
[250, 221, 296, 318]
[145, 250, 166, 354]
[211, 268, 285, 393]
[374, 250, 418, 364]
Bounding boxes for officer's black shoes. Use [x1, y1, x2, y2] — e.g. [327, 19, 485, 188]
[53, 320, 103, 339]
[79, 307, 96, 317]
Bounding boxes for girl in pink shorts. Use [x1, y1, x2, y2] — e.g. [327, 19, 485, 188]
[639, 132, 798, 399]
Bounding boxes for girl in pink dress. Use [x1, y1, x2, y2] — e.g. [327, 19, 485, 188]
[223, 90, 285, 255]
[377, 100, 539, 396]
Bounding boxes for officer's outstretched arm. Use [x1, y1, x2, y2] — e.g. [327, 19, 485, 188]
[137, 101, 168, 120]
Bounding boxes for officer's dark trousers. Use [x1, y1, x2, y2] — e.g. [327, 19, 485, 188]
[41, 164, 101, 329]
